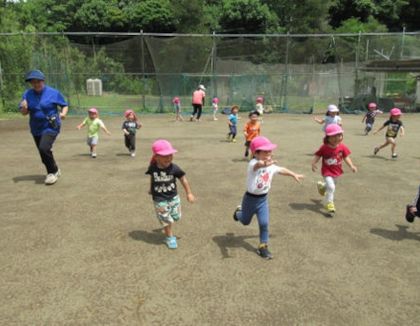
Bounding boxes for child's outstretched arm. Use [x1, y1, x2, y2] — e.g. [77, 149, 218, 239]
[314, 116, 325, 124]
[279, 168, 304, 183]
[400, 126, 405, 137]
[180, 176, 195, 203]
[373, 125, 385, 135]
[77, 120, 86, 130]
[344, 156, 357, 172]
[101, 125, 111, 135]
[311, 155, 321, 172]
[362, 115, 366, 123]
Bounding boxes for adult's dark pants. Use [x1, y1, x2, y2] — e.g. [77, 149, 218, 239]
[33, 133, 58, 174]
[124, 134, 136, 151]
[191, 104, 203, 120]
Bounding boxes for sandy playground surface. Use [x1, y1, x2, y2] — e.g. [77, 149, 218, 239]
[0, 113, 419, 325]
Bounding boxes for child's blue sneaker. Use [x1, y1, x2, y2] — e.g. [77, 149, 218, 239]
[166, 236, 178, 249]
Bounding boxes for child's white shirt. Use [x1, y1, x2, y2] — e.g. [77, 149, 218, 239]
[246, 159, 285, 195]
[256, 103, 264, 115]
[323, 115, 342, 131]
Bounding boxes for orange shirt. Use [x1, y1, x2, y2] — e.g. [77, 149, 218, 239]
[244, 121, 260, 141]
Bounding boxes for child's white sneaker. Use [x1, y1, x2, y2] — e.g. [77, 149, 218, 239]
[45, 172, 58, 185]
[130, 152, 136, 157]
[91, 152, 97, 158]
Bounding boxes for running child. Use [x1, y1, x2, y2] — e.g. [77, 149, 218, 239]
[243, 111, 261, 159]
[172, 97, 183, 121]
[405, 185, 420, 223]
[146, 139, 195, 249]
[190, 84, 205, 122]
[77, 107, 111, 158]
[314, 104, 342, 131]
[256, 96, 264, 122]
[233, 136, 304, 259]
[362, 102, 383, 135]
[312, 124, 357, 217]
[212, 97, 219, 120]
[373, 108, 404, 158]
[122, 109, 142, 157]
[226, 105, 239, 142]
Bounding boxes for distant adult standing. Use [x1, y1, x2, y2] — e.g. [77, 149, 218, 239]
[190, 84, 206, 122]
[19, 70, 68, 185]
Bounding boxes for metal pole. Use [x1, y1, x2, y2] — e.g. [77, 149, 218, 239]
[354, 31, 361, 97]
[140, 30, 146, 111]
[283, 32, 290, 112]
[400, 26, 406, 59]
[0, 60, 4, 110]
[211, 31, 217, 99]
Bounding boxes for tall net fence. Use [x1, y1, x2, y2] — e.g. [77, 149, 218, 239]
[1, 32, 420, 115]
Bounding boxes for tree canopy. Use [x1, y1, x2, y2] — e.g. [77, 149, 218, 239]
[1, 0, 419, 34]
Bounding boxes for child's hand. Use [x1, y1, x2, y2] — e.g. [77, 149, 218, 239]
[60, 112, 66, 119]
[124, 130, 129, 135]
[77, 125, 82, 130]
[311, 163, 317, 172]
[264, 159, 277, 167]
[351, 165, 358, 173]
[20, 99, 28, 110]
[293, 174, 305, 183]
[186, 193, 196, 203]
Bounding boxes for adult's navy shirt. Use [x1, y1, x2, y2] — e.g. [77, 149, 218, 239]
[21, 85, 68, 136]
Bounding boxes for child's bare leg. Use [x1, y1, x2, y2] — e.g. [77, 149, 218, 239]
[163, 224, 173, 237]
[91, 144, 96, 153]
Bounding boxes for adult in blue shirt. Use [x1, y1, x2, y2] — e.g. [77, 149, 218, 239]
[19, 70, 68, 185]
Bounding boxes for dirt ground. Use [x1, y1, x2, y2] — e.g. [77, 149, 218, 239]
[1, 113, 419, 325]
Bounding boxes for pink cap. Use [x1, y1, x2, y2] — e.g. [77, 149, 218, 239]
[88, 107, 98, 114]
[250, 136, 277, 153]
[124, 109, 134, 118]
[390, 108, 402, 116]
[212, 97, 219, 104]
[152, 139, 177, 156]
[325, 124, 343, 136]
[327, 104, 339, 113]
[368, 102, 377, 109]
[256, 96, 264, 104]
[172, 97, 180, 104]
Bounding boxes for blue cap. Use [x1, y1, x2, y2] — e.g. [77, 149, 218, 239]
[25, 70, 45, 82]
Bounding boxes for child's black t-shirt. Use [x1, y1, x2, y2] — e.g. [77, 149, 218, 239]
[146, 163, 185, 201]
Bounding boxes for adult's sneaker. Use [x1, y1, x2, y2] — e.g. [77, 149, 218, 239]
[257, 244, 273, 260]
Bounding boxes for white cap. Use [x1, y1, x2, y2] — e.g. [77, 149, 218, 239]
[198, 84, 206, 90]
[327, 104, 339, 112]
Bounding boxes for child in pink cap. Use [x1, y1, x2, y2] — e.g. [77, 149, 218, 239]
[172, 97, 183, 121]
[146, 139, 195, 249]
[312, 124, 357, 216]
[77, 108, 111, 158]
[122, 109, 142, 157]
[362, 102, 382, 135]
[373, 108, 405, 158]
[212, 97, 219, 120]
[233, 136, 304, 259]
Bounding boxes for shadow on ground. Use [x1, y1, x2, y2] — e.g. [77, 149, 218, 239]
[212, 232, 258, 258]
[370, 224, 420, 241]
[289, 199, 331, 218]
[12, 175, 44, 184]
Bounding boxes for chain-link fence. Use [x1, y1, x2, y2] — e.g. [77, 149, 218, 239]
[1, 32, 419, 115]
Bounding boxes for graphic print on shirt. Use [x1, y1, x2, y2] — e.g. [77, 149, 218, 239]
[152, 171, 176, 194]
[256, 169, 270, 192]
[324, 150, 344, 166]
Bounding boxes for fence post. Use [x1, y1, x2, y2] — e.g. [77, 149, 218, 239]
[282, 32, 290, 112]
[354, 31, 361, 97]
[140, 30, 146, 111]
[400, 26, 406, 59]
[211, 31, 217, 100]
[0, 60, 4, 110]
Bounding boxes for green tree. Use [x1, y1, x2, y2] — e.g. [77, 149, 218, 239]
[219, 0, 280, 34]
